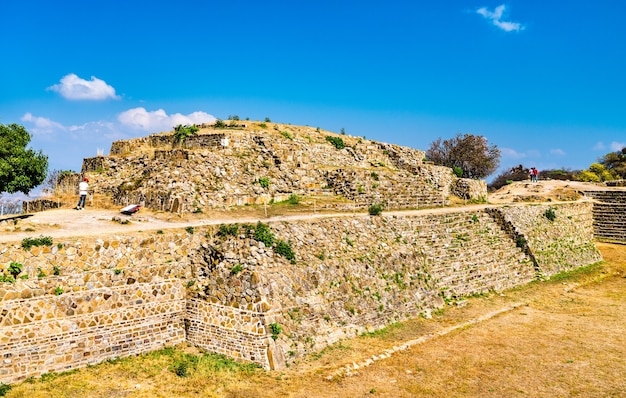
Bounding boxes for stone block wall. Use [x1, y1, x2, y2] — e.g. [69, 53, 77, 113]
[0, 202, 600, 381]
[490, 203, 602, 276]
[80, 127, 465, 213]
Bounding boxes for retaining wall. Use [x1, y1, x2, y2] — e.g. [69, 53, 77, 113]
[0, 202, 600, 382]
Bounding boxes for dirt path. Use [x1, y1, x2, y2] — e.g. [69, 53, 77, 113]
[0, 204, 496, 244]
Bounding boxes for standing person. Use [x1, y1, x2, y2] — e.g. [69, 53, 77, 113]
[533, 167, 539, 182]
[529, 168, 534, 182]
[76, 177, 89, 210]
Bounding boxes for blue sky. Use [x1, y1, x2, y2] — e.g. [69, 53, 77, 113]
[1, 0, 625, 188]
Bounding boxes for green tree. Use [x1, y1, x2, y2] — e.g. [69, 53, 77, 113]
[426, 133, 500, 179]
[0, 123, 48, 194]
[588, 163, 615, 181]
[599, 148, 626, 179]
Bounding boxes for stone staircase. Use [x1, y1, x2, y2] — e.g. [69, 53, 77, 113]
[584, 190, 626, 242]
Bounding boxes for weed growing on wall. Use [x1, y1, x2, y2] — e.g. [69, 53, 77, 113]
[258, 177, 270, 188]
[274, 240, 296, 264]
[21, 235, 53, 250]
[8, 262, 22, 278]
[368, 203, 384, 216]
[218, 224, 239, 238]
[269, 323, 282, 340]
[544, 208, 557, 221]
[279, 131, 293, 140]
[253, 222, 275, 247]
[230, 264, 244, 274]
[325, 136, 346, 149]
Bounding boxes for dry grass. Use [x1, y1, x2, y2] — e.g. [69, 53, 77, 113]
[4, 243, 625, 398]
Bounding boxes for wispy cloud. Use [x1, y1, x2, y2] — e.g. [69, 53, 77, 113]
[21, 113, 66, 135]
[501, 147, 527, 159]
[610, 141, 625, 151]
[476, 5, 525, 32]
[550, 148, 566, 156]
[117, 107, 216, 132]
[593, 142, 606, 151]
[48, 73, 121, 100]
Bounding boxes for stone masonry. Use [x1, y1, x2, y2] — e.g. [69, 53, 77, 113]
[77, 123, 473, 213]
[0, 202, 600, 382]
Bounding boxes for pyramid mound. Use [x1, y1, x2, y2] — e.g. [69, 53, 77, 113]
[80, 121, 485, 213]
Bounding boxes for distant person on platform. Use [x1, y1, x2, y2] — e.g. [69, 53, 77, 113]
[76, 177, 89, 210]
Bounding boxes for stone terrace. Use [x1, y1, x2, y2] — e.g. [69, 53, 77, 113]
[77, 122, 479, 213]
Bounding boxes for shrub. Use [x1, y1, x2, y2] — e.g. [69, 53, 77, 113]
[453, 166, 463, 178]
[53, 265, 61, 276]
[370, 171, 379, 181]
[516, 236, 527, 248]
[213, 119, 226, 128]
[544, 208, 557, 221]
[173, 124, 199, 143]
[37, 268, 46, 278]
[258, 123, 268, 129]
[54, 287, 64, 295]
[325, 136, 346, 149]
[185, 226, 195, 234]
[173, 360, 189, 377]
[275, 239, 296, 264]
[0, 275, 15, 283]
[368, 203, 384, 216]
[287, 194, 300, 205]
[0, 382, 12, 396]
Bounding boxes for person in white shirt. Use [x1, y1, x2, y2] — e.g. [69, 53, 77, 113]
[75, 177, 89, 210]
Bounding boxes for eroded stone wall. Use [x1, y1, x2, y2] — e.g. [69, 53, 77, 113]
[0, 202, 599, 381]
[80, 126, 476, 213]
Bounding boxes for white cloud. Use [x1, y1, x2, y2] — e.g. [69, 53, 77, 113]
[476, 5, 524, 32]
[610, 141, 626, 151]
[593, 142, 606, 151]
[21, 113, 65, 135]
[48, 73, 121, 100]
[501, 147, 527, 159]
[117, 107, 216, 132]
[550, 148, 566, 156]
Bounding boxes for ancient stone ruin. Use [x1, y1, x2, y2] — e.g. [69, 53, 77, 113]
[1, 121, 619, 383]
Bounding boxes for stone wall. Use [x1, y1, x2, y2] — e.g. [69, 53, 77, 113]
[584, 190, 626, 242]
[0, 202, 599, 382]
[79, 126, 483, 213]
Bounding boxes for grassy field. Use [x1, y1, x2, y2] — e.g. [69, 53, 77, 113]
[3, 242, 624, 398]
